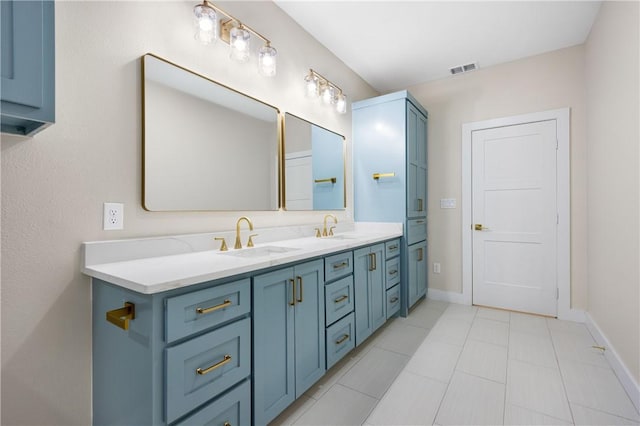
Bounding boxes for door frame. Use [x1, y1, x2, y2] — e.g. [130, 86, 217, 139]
[461, 108, 580, 321]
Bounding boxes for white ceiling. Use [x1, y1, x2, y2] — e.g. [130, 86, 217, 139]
[274, 1, 602, 93]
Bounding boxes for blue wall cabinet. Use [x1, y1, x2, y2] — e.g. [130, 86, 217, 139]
[353, 91, 428, 316]
[353, 244, 386, 346]
[253, 260, 325, 426]
[1, 0, 55, 136]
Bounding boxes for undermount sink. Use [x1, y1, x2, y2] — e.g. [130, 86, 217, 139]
[221, 245, 300, 258]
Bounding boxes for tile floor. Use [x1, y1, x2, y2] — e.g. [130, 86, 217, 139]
[271, 298, 640, 426]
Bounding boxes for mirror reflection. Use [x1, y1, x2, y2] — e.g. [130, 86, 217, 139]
[142, 54, 279, 211]
[284, 113, 345, 210]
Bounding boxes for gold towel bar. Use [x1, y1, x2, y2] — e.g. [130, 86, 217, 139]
[106, 302, 135, 330]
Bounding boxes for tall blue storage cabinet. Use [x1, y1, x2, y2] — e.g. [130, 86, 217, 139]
[0, 0, 55, 136]
[353, 91, 428, 316]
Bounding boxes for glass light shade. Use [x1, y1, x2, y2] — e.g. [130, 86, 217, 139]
[230, 26, 251, 62]
[304, 73, 319, 98]
[258, 44, 277, 77]
[321, 85, 335, 105]
[193, 4, 217, 45]
[335, 93, 347, 114]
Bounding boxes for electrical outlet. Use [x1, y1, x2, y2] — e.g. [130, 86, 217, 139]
[433, 262, 441, 274]
[103, 203, 124, 230]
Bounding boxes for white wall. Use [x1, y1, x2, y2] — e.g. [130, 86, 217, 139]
[407, 45, 588, 310]
[584, 1, 639, 384]
[0, 2, 377, 424]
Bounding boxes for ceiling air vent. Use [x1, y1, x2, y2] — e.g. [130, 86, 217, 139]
[450, 62, 479, 75]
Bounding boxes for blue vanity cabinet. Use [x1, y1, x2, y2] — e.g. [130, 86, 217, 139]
[92, 277, 252, 426]
[408, 240, 428, 309]
[353, 91, 428, 316]
[353, 243, 386, 346]
[253, 259, 325, 426]
[1, 0, 55, 136]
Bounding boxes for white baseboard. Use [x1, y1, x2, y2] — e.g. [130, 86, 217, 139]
[585, 312, 640, 414]
[427, 288, 469, 305]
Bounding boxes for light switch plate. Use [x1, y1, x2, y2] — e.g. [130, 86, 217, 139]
[440, 198, 456, 209]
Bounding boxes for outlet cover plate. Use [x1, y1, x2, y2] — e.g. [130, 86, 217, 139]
[103, 202, 124, 230]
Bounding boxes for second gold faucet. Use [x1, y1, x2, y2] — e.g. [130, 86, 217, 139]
[322, 214, 338, 237]
[234, 216, 254, 249]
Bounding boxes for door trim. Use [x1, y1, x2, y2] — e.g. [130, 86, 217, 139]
[461, 108, 580, 321]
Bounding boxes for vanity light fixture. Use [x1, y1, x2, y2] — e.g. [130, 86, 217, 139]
[192, 1, 277, 76]
[304, 69, 348, 114]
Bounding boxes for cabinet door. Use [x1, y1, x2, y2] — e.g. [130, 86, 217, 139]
[408, 241, 428, 308]
[354, 247, 373, 346]
[293, 260, 325, 397]
[369, 244, 386, 332]
[353, 98, 407, 222]
[253, 267, 295, 426]
[407, 103, 427, 218]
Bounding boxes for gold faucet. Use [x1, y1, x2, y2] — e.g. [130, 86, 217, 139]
[322, 214, 338, 237]
[234, 216, 254, 249]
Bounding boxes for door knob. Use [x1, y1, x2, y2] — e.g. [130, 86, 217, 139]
[474, 224, 489, 231]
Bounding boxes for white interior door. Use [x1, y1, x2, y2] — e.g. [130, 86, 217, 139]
[285, 152, 312, 210]
[472, 120, 558, 316]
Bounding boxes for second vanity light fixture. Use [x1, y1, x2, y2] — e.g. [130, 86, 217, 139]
[193, 1, 277, 77]
[304, 69, 348, 114]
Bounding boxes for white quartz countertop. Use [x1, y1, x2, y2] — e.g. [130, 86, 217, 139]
[82, 222, 402, 294]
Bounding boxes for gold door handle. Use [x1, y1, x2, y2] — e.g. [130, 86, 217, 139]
[334, 295, 348, 303]
[106, 302, 135, 330]
[196, 299, 232, 315]
[296, 276, 303, 303]
[314, 177, 337, 184]
[196, 354, 232, 375]
[368, 253, 374, 271]
[418, 198, 424, 211]
[333, 261, 348, 270]
[289, 278, 296, 306]
[417, 248, 423, 261]
[373, 172, 395, 180]
[335, 334, 350, 344]
[474, 224, 490, 231]
[372, 253, 377, 270]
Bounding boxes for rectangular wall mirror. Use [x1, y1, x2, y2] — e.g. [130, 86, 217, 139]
[284, 113, 346, 210]
[142, 54, 280, 211]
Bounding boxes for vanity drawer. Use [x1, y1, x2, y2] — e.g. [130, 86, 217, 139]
[385, 239, 401, 259]
[407, 218, 427, 245]
[174, 380, 250, 426]
[165, 279, 251, 343]
[324, 251, 353, 282]
[165, 317, 251, 424]
[386, 285, 401, 319]
[325, 275, 354, 326]
[385, 257, 401, 289]
[326, 312, 355, 369]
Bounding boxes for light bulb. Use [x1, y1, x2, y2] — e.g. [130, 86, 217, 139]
[193, 3, 217, 45]
[258, 44, 277, 77]
[336, 93, 347, 114]
[322, 85, 335, 105]
[304, 73, 319, 98]
[230, 26, 250, 62]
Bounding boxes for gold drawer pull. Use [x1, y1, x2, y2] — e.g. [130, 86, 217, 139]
[315, 177, 337, 184]
[224, 422, 231, 426]
[333, 261, 348, 270]
[106, 302, 135, 330]
[388, 245, 398, 251]
[388, 269, 398, 275]
[390, 296, 399, 303]
[418, 198, 424, 211]
[417, 248, 424, 261]
[415, 220, 425, 224]
[196, 354, 232, 375]
[373, 172, 395, 180]
[196, 299, 232, 315]
[297, 276, 304, 303]
[335, 334, 350, 344]
[334, 295, 348, 304]
[289, 278, 296, 306]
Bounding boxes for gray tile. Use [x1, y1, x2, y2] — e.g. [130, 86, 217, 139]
[304, 349, 361, 400]
[373, 320, 430, 356]
[468, 317, 509, 346]
[405, 339, 462, 383]
[441, 304, 478, 323]
[571, 403, 640, 425]
[504, 404, 572, 425]
[365, 371, 447, 426]
[270, 395, 316, 426]
[509, 329, 558, 368]
[293, 384, 377, 426]
[559, 359, 640, 421]
[435, 371, 505, 425]
[510, 312, 550, 336]
[476, 306, 511, 323]
[338, 347, 409, 399]
[456, 339, 508, 383]
[427, 317, 472, 346]
[506, 359, 572, 421]
[421, 298, 450, 312]
[404, 303, 446, 329]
